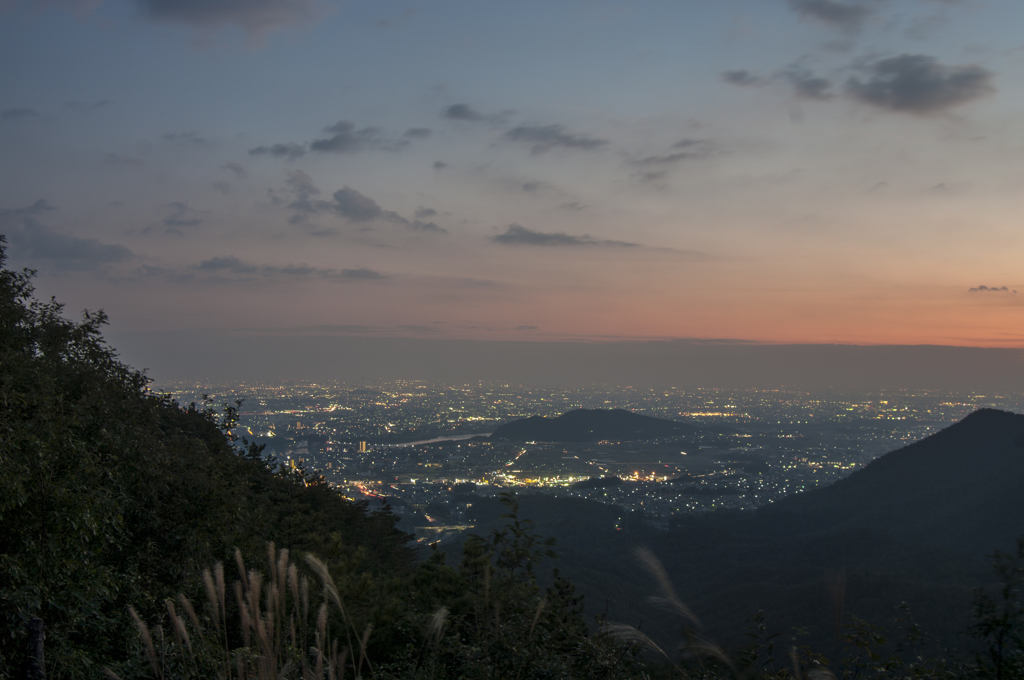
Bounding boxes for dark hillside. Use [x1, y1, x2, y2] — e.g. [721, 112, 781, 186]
[655, 409, 1024, 648]
[464, 409, 1024, 657]
[756, 408, 1024, 552]
[0, 243, 413, 676]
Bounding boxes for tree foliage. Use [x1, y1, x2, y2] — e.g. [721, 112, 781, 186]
[971, 540, 1024, 680]
[0, 238, 412, 678]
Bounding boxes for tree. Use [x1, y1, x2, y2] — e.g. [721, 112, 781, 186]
[972, 540, 1024, 680]
[0, 236, 153, 676]
[0, 238, 414, 678]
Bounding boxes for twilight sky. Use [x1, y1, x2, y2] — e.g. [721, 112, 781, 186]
[3, 0, 1024, 380]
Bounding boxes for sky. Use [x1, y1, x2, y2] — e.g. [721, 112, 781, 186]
[3, 0, 1024, 385]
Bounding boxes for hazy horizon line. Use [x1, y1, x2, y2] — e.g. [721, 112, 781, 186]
[108, 328, 1024, 392]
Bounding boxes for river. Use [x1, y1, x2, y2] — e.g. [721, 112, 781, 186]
[386, 433, 492, 447]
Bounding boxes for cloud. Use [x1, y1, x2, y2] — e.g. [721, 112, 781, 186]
[140, 200, 205, 235]
[787, 0, 870, 32]
[249, 142, 306, 160]
[101, 153, 144, 166]
[673, 138, 710, 150]
[1, 202, 133, 269]
[338, 267, 386, 280]
[329, 186, 446, 232]
[10, 224, 134, 266]
[559, 201, 587, 211]
[846, 54, 994, 114]
[294, 120, 414, 154]
[432, 161, 448, 170]
[631, 153, 697, 167]
[725, 65, 832, 100]
[2, 108, 39, 120]
[162, 131, 209, 146]
[636, 170, 668, 184]
[212, 181, 231, 194]
[268, 171, 330, 224]
[290, 321, 454, 335]
[64, 100, 112, 110]
[193, 255, 386, 282]
[503, 125, 608, 155]
[295, 324, 377, 333]
[135, 263, 194, 283]
[442, 277, 501, 289]
[722, 70, 764, 87]
[969, 285, 1017, 293]
[631, 139, 716, 166]
[414, 207, 437, 219]
[403, 127, 432, 139]
[492, 223, 637, 247]
[627, 141, 717, 183]
[150, 201, 204, 235]
[310, 120, 384, 153]
[134, 0, 329, 36]
[410, 220, 446, 233]
[785, 68, 834, 100]
[724, 65, 833, 101]
[270, 173, 447, 233]
[221, 162, 247, 178]
[442, 103, 488, 121]
[198, 255, 258, 274]
[0, 199, 54, 217]
[272, 169, 324, 224]
[331, 186, 389, 222]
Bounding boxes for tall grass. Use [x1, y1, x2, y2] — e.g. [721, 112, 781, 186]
[605, 546, 972, 680]
[104, 543, 371, 680]
[101, 493, 639, 680]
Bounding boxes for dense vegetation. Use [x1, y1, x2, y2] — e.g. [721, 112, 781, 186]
[0, 240, 634, 679]
[0, 239, 414, 677]
[1, 237, 1023, 680]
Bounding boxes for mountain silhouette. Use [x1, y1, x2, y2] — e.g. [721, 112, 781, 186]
[490, 408, 698, 442]
[757, 408, 1024, 552]
[462, 409, 1024, 654]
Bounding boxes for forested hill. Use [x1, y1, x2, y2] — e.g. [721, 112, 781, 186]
[452, 408, 1024, 659]
[0, 246, 414, 675]
[490, 407, 698, 442]
[755, 407, 1024, 552]
[0, 243, 638, 680]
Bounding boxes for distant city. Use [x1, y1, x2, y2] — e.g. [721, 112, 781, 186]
[157, 381, 1024, 539]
